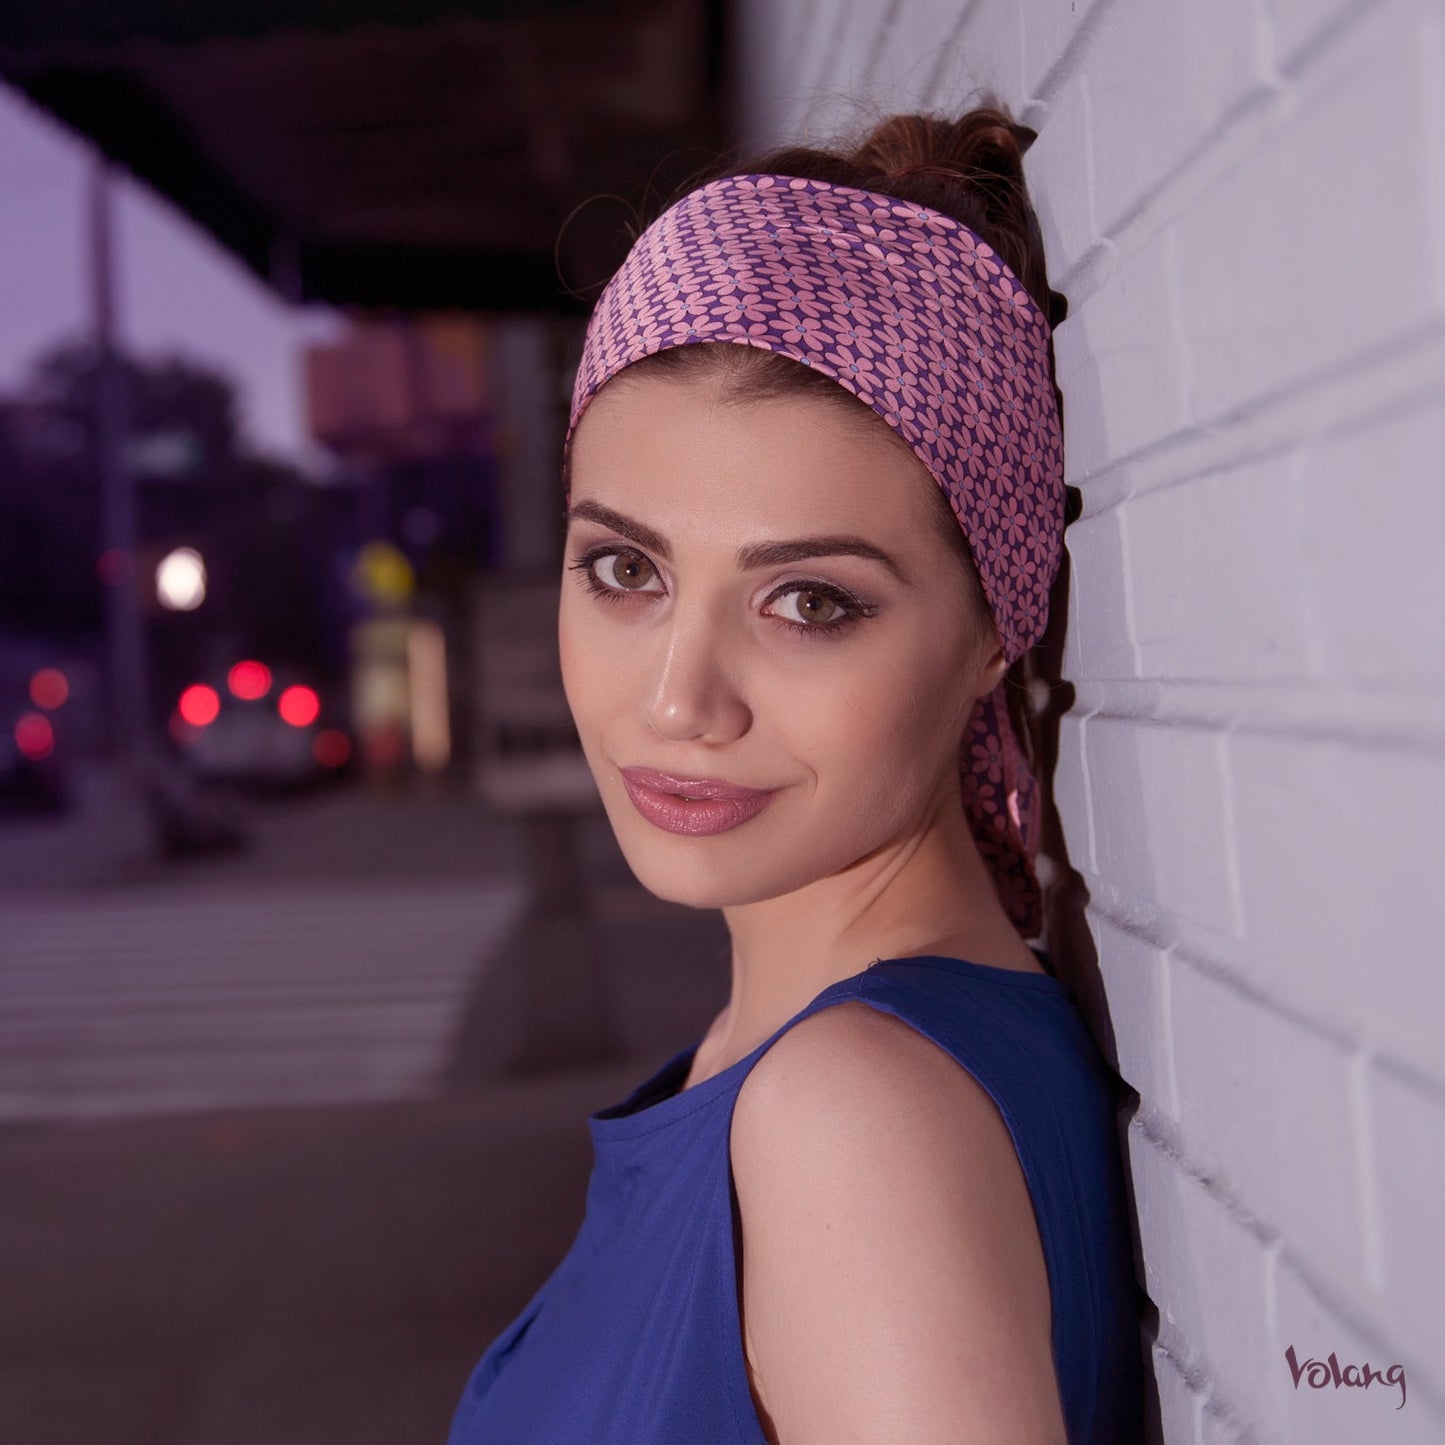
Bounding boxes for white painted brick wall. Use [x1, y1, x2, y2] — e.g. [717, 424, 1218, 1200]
[735, 0, 1445, 1438]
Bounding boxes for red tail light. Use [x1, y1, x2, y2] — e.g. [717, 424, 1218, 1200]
[278, 685, 320, 728]
[178, 684, 221, 727]
[228, 660, 272, 701]
[15, 713, 55, 761]
[29, 668, 69, 710]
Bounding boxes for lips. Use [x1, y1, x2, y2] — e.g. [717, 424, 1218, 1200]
[622, 768, 767, 802]
[619, 766, 778, 836]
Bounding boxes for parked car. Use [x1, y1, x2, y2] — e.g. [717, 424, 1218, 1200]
[170, 659, 352, 792]
[0, 646, 75, 812]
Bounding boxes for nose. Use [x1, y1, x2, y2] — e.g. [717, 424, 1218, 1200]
[643, 604, 752, 745]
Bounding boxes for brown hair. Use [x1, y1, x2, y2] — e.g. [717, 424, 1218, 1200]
[602, 105, 1063, 774]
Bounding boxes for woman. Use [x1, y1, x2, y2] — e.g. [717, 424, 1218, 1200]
[449, 108, 1145, 1444]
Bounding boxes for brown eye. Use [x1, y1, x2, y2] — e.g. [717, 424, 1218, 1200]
[775, 587, 841, 625]
[598, 550, 659, 592]
[795, 589, 839, 623]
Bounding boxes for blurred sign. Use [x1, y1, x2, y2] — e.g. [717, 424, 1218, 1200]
[127, 429, 203, 477]
[350, 615, 411, 778]
[473, 573, 597, 814]
[305, 314, 490, 462]
[352, 540, 415, 606]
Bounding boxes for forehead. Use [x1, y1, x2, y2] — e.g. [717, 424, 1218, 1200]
[568, 374, 939, 546]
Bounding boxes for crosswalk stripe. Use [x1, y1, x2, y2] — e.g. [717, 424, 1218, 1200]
[0, 879, 529, 1121]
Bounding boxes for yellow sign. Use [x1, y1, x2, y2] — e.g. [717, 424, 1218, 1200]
[354, 541, 415, 605]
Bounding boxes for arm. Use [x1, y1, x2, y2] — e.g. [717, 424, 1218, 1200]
[730, 1001, 1068, 1445]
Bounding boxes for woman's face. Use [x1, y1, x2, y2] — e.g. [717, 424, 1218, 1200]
[560, 371, 1005, 910]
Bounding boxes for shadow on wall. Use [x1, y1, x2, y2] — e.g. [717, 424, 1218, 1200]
[1033, 351, 1164, 1444]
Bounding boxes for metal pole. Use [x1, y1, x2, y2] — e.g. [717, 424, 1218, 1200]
[91, 156, 149, 779]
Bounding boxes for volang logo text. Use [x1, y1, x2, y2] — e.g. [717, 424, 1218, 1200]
[1285, 1346, 1406, 1409]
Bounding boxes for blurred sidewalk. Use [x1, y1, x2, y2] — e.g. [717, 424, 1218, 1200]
[0, 771, 728, 1445]
[0, 762, 536, 893]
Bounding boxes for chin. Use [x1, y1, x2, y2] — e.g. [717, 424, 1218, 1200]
[614, 838, 767, 910]
[602, 809, 796, 911]
[610, 811, 867, 913]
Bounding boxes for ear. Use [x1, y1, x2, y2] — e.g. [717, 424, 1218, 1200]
[975, 640, 1008, 699]
[969, 608, 1008, 700]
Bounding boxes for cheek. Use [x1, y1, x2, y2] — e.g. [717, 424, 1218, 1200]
[779, 635, 969, 797]
[559, 596, 661, 765]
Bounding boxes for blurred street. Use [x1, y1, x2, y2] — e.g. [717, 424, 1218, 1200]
[0, 774, 729, 1444]
[0, 7, 734, 1438]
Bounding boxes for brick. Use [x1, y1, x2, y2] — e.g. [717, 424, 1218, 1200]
[1426, 16, 1445, 313]
[1368, 1064, 1445, 1350]
[1269, 0, 1373, 68]
[1123, 451, 1317, 682]
[738, 0, 890, 147]
[1273, 1256, 1439, 1443]
[1299, 402, 1445, 686]
[1077, 714, 1154, 898]
[1174, 0, 1442, 423]
[937, 0, 1026, 109]
[1023, 0, 1105, 102]
[1090, 914, 1177, 1119]
[864, 2, 974, 112]
[1086, 716, 1236, 933]
[779, 0, 826, 75]
[1196, 1410, 1242, 1445]
[756, 0, 1029, 161]
[1171, 963, 1366, 1295]
[728, 7, 1445, 1445]
[1054, 710, 1095, 876]
[1028, 72, 1096, 278]
[1087, 0, 1264, 233]
[797, 0, 870, 116]
[1227, 734, 1445, 1085]
[1054, 225, 1189, 475]
[1152, 1344, 1204, 1445]
[1061, 508, 1135, 679]
[1128, 1122, 1280, 1435]
[826, 2, 898, 116]
[1198, 1403, 1247, 1445]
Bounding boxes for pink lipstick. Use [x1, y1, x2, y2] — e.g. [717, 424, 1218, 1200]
[619, 767, 778, 836]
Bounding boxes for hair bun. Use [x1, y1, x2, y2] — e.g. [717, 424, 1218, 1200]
[729, 105, 1057, 330]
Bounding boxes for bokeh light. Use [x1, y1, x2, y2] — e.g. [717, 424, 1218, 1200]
[178, 683, 221, 727]
[312, 729, 351, 768]
[97, 548, 132, 586]
[228, 660, 272, 701]
[15, 713, 55, 761]
[29, 668, 69, 710]
[278, 685, 320, 728]
[156, 547, 207, 611]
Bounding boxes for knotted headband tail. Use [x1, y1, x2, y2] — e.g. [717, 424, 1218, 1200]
[961, 681, 1045, 938]
[569, 173, 1065, 938]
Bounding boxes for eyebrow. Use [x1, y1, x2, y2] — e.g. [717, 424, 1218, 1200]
[564, 500, 913, 586]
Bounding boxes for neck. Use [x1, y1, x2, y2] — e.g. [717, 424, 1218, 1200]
[704, 783, 1026, 1069]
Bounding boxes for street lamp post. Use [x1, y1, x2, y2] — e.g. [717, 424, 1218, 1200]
[91, 155, 150, 781]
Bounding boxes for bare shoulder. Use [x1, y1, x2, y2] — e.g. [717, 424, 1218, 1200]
[730, 1001, 1068, 1445]
[732, 1000, 1030, 1194]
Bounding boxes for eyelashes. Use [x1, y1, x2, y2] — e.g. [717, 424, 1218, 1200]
[567, 544, 879, 640]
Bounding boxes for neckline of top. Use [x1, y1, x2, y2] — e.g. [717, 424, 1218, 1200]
[587, 953, 1068, 1140]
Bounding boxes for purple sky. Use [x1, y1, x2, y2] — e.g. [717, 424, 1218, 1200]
[0, 84, 340, 469]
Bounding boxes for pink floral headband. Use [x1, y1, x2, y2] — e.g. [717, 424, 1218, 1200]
[569, 173, 1065, 938]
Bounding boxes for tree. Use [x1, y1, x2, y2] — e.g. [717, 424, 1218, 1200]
[0, 342, 341, 688]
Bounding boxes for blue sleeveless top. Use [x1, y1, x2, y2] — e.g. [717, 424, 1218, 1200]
[448, 955, 1145, 1443]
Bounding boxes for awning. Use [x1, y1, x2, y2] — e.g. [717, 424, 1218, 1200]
[0, 0, 729, 311]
